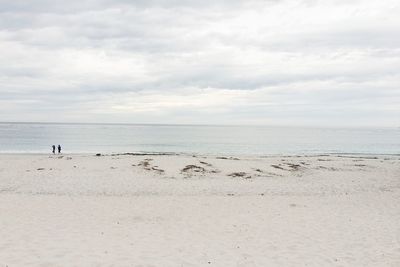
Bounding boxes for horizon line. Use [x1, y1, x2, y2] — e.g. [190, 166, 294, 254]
[0, 121, 398, 129]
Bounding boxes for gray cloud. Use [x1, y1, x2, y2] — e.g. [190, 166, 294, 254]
[0, 0, 399, 126]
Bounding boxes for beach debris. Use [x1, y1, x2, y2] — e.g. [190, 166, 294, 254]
[151, 166, 165, 174]
[37, 168, 45, 171]
[252, 168, 278, 177]
[139, 160, 151, 168]
[271, 163, 304, 171]
[285, 163, 301, 171]
[337, 155, 378, 160]
[181, 165, 210, 177]
[95, 153, 102, 156]
[216, 156, 240, 160]
[271, 164, 285, 170]
[180, 163, 221, 177]
[182, 165, 206, 173]
[228, 172, 251, 179]
[137, 159, 165, 174]
[317, 158, 332, 161]
[317, 166, 339, 171]
[199, 161, 221, 173]
[110, 152, 176, 156]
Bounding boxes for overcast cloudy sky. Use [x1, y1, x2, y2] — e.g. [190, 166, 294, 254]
[0, 0, 399, 126]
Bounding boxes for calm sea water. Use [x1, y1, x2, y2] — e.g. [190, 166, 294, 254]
[0, 123, 398, 155]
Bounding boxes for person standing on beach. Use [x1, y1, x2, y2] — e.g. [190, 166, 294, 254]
[58, 145, 62, 154]
[52, 145, 56, 154]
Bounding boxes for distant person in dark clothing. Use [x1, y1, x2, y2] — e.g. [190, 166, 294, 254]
[52, 145, 56, 154]
[58, 144, 62, 154]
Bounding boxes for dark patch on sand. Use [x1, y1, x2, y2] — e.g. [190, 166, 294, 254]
[111, 152, 176, 156]
[228, 172, 252, 179]
[271, 164, 285, 170]
[337, 155, 378, 160]
[285, 163, 302, 171]
[151, 166, 165, 174]
[216, 156, 239, 160]
[182, 165, 206, 173]
[138, 160, 151, 168]
[252, 168, 279, 177]
[272, 162, 305, 172]
[317, 166, 339, 171]
[181, 165, 207, 177]
[137, 159, 165, 174]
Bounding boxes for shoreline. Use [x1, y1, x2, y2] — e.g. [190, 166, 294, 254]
[0, 151, 399, 157]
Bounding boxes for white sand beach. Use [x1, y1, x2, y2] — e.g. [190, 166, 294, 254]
[0, 153, 399, 266]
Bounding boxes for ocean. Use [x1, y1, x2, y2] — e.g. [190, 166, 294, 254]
[0, 122, 398, 155]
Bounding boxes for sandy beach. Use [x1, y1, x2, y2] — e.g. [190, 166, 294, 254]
[0, 153, 399, 266]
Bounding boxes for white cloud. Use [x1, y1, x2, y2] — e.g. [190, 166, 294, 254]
[0, 0, 399, 126]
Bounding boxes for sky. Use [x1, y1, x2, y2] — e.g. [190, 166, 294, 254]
[0, 0, 399, 127]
